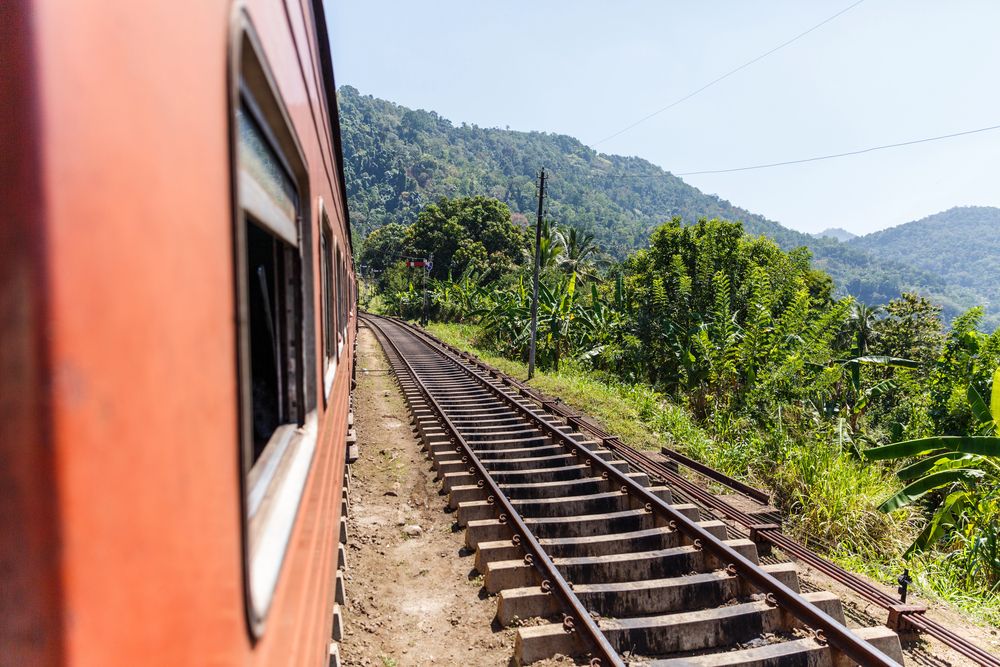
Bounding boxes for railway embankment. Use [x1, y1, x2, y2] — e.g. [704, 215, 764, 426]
[420, 319, 1000, 666]
[363, 314, 914, 665]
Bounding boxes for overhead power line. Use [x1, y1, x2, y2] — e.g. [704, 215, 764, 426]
[674, 122, 1000, 176]
[593, 0, 866, 146]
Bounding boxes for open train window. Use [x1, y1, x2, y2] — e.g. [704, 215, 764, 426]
[336, 245, 345, 358]
[232, 18, 318, 636]
[320, 203, 337, 396]
[239, 108, 302, 458]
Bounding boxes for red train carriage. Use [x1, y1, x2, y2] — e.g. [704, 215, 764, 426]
[1, 1, 357, 664]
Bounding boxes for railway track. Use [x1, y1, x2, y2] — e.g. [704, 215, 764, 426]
[362, 313, 905, 666]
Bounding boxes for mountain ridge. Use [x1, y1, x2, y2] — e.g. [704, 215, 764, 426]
[813, 227, 858, 242]
[337, 85, 998, 327]
[848, 206, 1000, 316]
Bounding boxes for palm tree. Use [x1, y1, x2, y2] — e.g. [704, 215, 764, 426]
[848, 301, 880, 355]
[555, 226, 602, 283]
[526, 220, 563, 271]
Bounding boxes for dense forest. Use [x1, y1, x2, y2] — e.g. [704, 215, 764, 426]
[848, 206, 1000, 320]
[362, 195, 1000, 624]
[337, 86, 999, 327]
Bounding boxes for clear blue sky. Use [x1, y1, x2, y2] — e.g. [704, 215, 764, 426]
[325, 0, 1000, 236]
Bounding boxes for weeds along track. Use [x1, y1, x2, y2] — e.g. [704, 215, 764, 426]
[362, 313, 905, 666]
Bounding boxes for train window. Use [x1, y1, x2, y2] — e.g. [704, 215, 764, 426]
[320, 203, 337, 396]
[239, 108, 301, 458]
[335, 245, 344, 358]
[232, 21, 318, 636]
[341, 254, 349, 344]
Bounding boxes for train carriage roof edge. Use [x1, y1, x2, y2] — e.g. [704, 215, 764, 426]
[311, 0, 354, 255]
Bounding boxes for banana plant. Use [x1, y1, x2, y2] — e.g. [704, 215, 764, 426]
[823, 354, 918, 432]
[865, 366, 1000, 553]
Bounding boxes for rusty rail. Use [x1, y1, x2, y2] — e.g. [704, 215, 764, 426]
[377, 315, 902, 667]
[388, 315, 1000, 667]
[659, 445, 771, 504]
[363, 314, 623, 666]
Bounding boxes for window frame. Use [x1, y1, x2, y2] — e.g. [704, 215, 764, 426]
[319, 199, 337, 398]
[229, 10, 319, 638]
[335, 243, 345, 359]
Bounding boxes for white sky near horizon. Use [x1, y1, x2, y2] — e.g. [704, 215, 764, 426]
[325, 0, 1000, 236]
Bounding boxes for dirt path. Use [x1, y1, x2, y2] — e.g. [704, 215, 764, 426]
[341, 324, 517, 666]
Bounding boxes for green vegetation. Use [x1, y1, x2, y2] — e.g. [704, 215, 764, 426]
[364, 194, 1000, 624]
[338, 86, 1000, 326]
[848, 206, 1000, 328]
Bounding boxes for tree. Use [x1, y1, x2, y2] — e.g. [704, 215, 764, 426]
[406, 196, 528, 281]
[865, 372, 1000, 590]
[876, 293, 945, 369]
[532, 220, 562, 272]
[847, 301, 881, 356]
[556, 226, 603, 283]
[359, 222, 410, 289]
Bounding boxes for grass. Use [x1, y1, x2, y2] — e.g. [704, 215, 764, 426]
[424, 320, 1000, 628]
[426, 322, 708, 454]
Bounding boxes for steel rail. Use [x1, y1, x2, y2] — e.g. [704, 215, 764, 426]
[659, 445, 771, 504]
[389, 317, 1000, 667]
[362, 315, 623, 667]
[377, 315, 901, 667]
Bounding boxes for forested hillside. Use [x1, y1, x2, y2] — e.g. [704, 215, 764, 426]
[849, 206, 1000, 319]
[338, 85, 800, 253]
[338, 86, 996, 325]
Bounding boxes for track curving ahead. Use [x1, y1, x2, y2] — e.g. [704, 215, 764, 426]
[363, 313, 905, 666]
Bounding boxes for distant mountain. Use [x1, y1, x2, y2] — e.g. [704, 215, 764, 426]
[337, 86, 997, 327]
[813, 227, 857, 242]
[848, 206, 1000, 321]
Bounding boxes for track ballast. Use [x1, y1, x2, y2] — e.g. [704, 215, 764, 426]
[363, 313, 905, 667]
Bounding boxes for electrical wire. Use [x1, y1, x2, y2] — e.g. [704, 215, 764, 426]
[675, 122, 1000, 175]
[593, 0, 866, 146]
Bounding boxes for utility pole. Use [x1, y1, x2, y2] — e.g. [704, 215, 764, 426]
[421, 259, 428, 327]
[528, 168, 546, 379]
[420, 254, 432, 327]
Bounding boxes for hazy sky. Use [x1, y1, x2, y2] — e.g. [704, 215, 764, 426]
[325, 1, 1000, 236]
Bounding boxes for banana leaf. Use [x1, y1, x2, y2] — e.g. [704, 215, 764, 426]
[879, 468, 985, 512]
[907, 490, 971, 554]
[836, 355, 919, 369]
[969, 384, 993, 427]
[896, 452, 971, 481]
[864, 436, 1000, 460]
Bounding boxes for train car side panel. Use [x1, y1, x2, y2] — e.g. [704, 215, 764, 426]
[3, 0, 356, 663]
[32, 0, 246, 663]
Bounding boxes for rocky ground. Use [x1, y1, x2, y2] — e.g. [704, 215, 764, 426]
[340, 324, 520, 666]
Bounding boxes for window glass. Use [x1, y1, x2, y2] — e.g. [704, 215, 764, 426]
[322, 221, 336, 365]
[244, 219, 300, 460]
[336, 246, 345, 356]
[237, 106, 297, 245]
